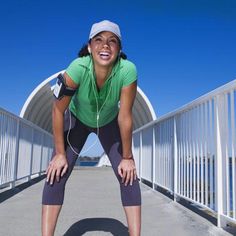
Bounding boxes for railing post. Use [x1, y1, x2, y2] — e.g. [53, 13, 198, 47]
[152, 125, 156, 189]
[173, 116, 178, 201]
[11, 118, 20, 189]
[28, 128, 34, 181]
[39, 133, 44, 175]
[140, 131, 143, 181]
[215, 95, 226, 227]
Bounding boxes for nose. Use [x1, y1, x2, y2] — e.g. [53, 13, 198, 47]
[103, 43, 109, 49]
[102, 39, 110, 48]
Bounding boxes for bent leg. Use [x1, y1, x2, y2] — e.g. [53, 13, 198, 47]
[98, 118, 141, 206]
[42, 147, 79, 236]
[98, 118, 141, 235]
[42, 146, 85, 236]
[42, 111, 89, 205]
[42, 111, 90, 235]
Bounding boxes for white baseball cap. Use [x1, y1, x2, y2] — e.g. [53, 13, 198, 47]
[89, 20, 121, 40]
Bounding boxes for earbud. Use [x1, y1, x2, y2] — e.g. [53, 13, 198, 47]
[88, 47, 91, 54]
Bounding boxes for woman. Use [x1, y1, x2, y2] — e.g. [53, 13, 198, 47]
[42, 20, 141, 236]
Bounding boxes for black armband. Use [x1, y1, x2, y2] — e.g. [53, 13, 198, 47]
[53, 74, 77, 100]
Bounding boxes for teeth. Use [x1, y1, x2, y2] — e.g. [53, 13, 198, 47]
[100, 52, 109, 56]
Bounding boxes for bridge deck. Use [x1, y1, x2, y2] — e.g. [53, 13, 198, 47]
[0, 167, 231, 236]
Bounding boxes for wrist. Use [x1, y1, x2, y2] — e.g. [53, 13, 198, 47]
[122, 154, 134, 160]
[55, 150, 66, 156]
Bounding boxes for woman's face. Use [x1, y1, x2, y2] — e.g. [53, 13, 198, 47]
[89, 31, 120, 68]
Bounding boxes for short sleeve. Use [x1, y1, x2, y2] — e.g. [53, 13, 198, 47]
[65, 58, 85, 85]
[122, 61, 138, 87]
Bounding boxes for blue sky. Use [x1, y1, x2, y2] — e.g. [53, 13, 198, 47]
[1, 0, 236, 156]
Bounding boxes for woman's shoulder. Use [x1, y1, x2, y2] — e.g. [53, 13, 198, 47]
[119, 58, 137, 74]
[69, 55, 91, 68]
[66, 56, 92, 83]
[116, 58, 137, 87]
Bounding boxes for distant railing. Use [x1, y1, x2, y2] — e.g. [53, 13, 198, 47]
[0, 108, 53, 189]
[133, 79, 236, 228]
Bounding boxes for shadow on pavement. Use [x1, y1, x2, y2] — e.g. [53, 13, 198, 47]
[0, 175, 45, 203]
[63, 217, 129, 236]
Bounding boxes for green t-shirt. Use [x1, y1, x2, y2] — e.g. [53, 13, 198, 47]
[66, 55, 137, 128]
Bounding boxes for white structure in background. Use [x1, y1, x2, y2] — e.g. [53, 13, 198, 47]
[20, 70, 156, 133]
[96, 153, 111, 167]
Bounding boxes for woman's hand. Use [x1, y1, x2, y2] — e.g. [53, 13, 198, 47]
[46, 154, 68, 185]
[118, 159, 137, 186]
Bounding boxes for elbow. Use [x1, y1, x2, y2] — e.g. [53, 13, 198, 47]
[52, 101, 59, 115]
[52, 101, 65, 118]
[118, 111, 133, 127]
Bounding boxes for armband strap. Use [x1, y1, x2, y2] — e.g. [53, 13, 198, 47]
[53, 74, 77, 100]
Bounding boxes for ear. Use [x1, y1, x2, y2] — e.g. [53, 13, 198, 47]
[88, 46, 91, 54]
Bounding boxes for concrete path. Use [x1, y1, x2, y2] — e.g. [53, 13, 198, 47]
[0, 167, 233, 236]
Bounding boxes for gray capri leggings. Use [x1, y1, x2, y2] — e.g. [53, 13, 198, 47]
[42, 110, 141, 206]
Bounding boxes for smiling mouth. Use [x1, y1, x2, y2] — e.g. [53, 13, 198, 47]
[99, 51, 111, 60]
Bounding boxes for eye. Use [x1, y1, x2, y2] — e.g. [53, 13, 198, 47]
[94, 37, 102, 42]
[109, 38, 119, 45]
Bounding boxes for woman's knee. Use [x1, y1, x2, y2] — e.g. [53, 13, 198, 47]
[42, 178, 67, 205]
[120, 179, 142, 206]
[42, 150, 76, 205]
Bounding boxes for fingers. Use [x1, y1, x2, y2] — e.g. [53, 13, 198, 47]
[46, 162, 55, 185]
[61, 164, 68, 177]
[56, 169, 61, 182]
[46, 164, 66, 185]
[118, 165, 123, 178]
[47, 167, 61, 185]
[122, 169, 136, 186]
[119, 160, 138, 186]
[46, 164, 52, 183]
[134, 168, 137, 180]
[124, 170, 135, 186]
[130, 170, 134, 186]
[122, 170, 127, 184]
[125, 171, 130, 186]
[50, 168, 56, 185]
[46, 161, 52, 175]
[46, 155, 68, 185]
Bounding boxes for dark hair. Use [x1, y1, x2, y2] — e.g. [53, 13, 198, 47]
[78, 42, 127, 59]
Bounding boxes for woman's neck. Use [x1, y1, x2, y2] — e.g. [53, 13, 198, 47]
[94, 63, 113, 81]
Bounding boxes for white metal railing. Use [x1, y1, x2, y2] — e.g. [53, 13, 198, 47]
[0, 108, 53, 189]
[133, 79, 236, 228]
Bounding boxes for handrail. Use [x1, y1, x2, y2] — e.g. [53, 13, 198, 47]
[0, 107, 53, 189]
[132, 79, 236, 228]
[134, 79, 236, 133]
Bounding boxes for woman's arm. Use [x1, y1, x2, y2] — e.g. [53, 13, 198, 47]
[46, 72, 78, 185]
[117, 81, 137, 186]
[52, 72, 77, 155]
[118, 81, 137, 157]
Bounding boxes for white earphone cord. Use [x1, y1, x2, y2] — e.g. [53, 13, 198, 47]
[66, 80, 113, 156]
